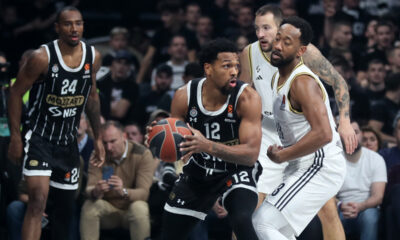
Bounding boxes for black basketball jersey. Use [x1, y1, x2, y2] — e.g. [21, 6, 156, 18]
[27, 40, 94, 146]
[185, 78, 248, 172]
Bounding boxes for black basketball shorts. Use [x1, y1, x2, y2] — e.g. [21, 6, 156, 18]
[164, 160, 262, 220]
[23, 130, 80, 190]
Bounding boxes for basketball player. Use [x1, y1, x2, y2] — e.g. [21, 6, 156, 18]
[7, 7, 105, 240]
[252, 16, 346, 240]
[239, 5, 353, 239]
[154, 38, 262, 240]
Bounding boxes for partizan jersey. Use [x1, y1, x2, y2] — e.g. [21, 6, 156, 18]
[28, 40, 94, 146]
[185, 78, 248, 172]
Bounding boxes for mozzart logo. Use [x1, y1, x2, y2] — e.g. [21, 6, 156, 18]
[46, 94, 85, 108]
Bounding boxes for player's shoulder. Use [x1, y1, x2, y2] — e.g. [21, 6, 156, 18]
[238, 83, 261, 104]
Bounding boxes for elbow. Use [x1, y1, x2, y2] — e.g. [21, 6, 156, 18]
[319, 128, 332, 145]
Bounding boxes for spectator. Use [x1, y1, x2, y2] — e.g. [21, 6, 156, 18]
[97, 50, 139, 124]
[184, 1, 202, 32]
[102, 27, 139, 70]
[363, 19, 378, 53]
[361, 126, 382, 152]
[364, 20, 396, 64]
[387, 46, 400, 74]
[379, 115, 400, 240]
[322, 20, 353, 57]
[196, 15, 214, 47]
[134, 64, 174, 126]
[223, 4, 256, 43]
[364, 58, 386, 105]
[337, 121, 387, 240]
[80, 121, 156, 240]
[124, 122, 144, 144]
[150, 34, 189, 90]
[182, 62, 204, 85]
[136, 1, 199, 84]
[77, 114, 94, 173]
[235, 35, 249, 53]
[368, 73, 400, 145]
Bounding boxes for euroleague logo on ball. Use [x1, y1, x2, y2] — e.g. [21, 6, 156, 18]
[148, 118, 192, 162]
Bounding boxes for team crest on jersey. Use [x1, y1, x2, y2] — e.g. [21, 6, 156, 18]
[280, 95, 286, 110]
[84, 63, 90, 74]
[29, 160, 39, 167]
[189, 108, 198, 122]
[52, 64, 59, 73]
[227, 104, 233, 118]
[51, 64, 59, 78]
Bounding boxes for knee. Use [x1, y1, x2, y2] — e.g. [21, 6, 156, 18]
[127, 201, 149, 220]
[80, 199, 105, 218]
[27, 191, 47, 216]
[6, 201, 26, 221]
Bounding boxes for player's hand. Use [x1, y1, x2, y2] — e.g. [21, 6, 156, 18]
[8, 135, 23, 165]
[93, 180, 110, 199]
[267, 144, 284, 163]
[108, 175, 124, 195]
[144, 120, 157, 147]
[91, 138, 105, 167]
[338, 119, 358, 154]
[212, 199, 228, 218]
[180, 124, 210, 161]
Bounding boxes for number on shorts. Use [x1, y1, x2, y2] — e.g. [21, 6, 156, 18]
[232, 171, 250, 183]
[71, 168, 79, 183]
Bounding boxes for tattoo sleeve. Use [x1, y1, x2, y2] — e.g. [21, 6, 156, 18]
[303, 45, 350, 119]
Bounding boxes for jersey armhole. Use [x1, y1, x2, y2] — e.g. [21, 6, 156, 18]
[42, 45, 50, 63]
[186, 80, 192, 106]
[234, 83, 248, 110]
[91, 46, 95, 64]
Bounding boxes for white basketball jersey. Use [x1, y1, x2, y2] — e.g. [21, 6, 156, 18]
[271, 61, 343, 160]
[249, 41, 281, 145]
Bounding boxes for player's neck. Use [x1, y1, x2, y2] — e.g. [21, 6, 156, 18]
[57, 39, 82, 55]
[278, 58, 301, 79]
[202, 79, 228, 110]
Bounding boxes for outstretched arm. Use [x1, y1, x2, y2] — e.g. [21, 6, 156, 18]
[86, 49, 105, 167]
[303, 44, 357, 154]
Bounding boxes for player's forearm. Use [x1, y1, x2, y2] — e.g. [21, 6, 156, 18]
[207, 141, 259, 167]
[7, 89, 23, 137]
[279, 128, 332, 162]
[85, 94, 102, 140]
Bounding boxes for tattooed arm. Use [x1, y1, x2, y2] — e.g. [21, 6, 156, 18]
[303, 44, 357, 154]
[86, 48, 105, 167]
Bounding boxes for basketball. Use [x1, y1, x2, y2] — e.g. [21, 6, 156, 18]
[148, 118, 192, 162]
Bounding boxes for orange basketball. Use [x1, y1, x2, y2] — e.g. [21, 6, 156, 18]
[148, 118, 192, 162]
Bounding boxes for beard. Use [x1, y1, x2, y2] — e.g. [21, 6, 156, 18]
[270, 51, 295, 68]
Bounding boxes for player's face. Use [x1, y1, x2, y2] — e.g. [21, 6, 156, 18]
[271, 24, 304, 68]
[206, 52, 239, 95]
[255, 13, 278, 52]
[55, 10, 84, 47]
[102, 126, 126, 160]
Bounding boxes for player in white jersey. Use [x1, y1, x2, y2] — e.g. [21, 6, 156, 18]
[252, 16, 346, 240]
[239, 5, 355, 240]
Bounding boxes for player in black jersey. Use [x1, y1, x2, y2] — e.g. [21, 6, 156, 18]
[155, 38, 262, 240]
[7, 7, 105, 240]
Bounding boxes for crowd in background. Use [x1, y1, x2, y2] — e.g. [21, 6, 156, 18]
[1, 0, 400, 239]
